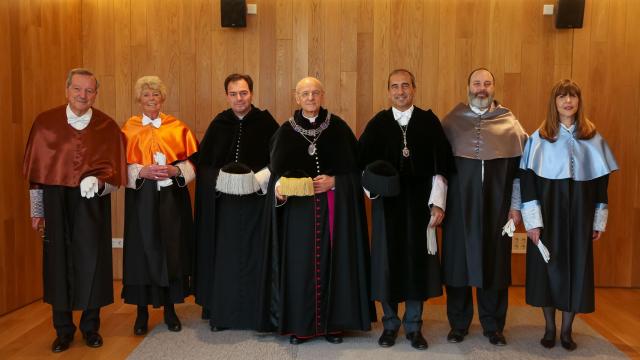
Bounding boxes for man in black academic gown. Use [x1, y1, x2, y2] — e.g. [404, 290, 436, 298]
[359, 69, 454, 350]
[441, 68, 528, 346]
[193, 74, 279, 332]
[23, 68, 126, 353]
[269, 77, 374, 345]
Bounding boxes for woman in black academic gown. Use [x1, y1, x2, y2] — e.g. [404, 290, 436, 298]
[121, 76, 198, 335]
[520, 79, 618, 351]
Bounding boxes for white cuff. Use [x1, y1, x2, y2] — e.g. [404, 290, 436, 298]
[127, 164, 144, 189]
[427, 226, 437, 255]
[521, 200, 543, 230]
[255, 167, 271, 194]
[176, 161, 196, 186]
[30, 189, 44, 217]
[99, 182, 117, 196]
[593, 204, 608, 232]
[363, 186, 379, 200]
[274, 178, 287, 207]
[510, 178, 521, 210]
[428, 174, 448, 211]
[157, 178, 173, 190]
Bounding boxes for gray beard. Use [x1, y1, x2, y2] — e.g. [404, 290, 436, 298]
[468, 94, 493, 110]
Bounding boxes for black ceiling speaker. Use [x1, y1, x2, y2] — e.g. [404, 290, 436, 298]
[221, 0, 246, 28]
[555, 0, 585, 29]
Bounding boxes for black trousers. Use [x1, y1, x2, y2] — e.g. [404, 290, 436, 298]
[445, 286, 508, 333]
[52, 308, 100, 338]
[381, 300, 423, 333]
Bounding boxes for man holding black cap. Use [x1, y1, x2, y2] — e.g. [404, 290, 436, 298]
[193, 73, 279, 332]
[359, 69, 454, 350]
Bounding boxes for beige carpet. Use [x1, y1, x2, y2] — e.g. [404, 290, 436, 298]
[128, 304, 627, 359]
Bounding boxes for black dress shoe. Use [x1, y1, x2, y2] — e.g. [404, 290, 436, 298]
[560, 334, 577, 351]
[209, 325, 229, 332]
[377, 329, 398, 347]
[406, 331, 428, 350]
[289, 335, 307, 345]
[166, 320, 182, 332]
[134, 312, 149, 336]
[325, 334, 343, 344]
[447, 328, 468, 343]
[484, 331, 506, 346]
[540, 330, 556, 348]
[164, 306, 182, 332]
[51, 336, 73, 353]
[83, 332, 103, 348]
[134, 324, 148, 336]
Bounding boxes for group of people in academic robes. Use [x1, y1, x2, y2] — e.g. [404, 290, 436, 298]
[23, 67, 617, 354]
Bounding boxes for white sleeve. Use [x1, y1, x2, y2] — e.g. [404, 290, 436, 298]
[255, 167, 271, 195]
[176, 160, 196, 186]
[274, 178, 287, 207]
[521, 199, 544, 230]
[593, 203, 608, 232]
[127, 164, 144, 189]
[428, 174, 448, 211]
[99, 182, 117, 196]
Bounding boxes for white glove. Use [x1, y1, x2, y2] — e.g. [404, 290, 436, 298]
[427, 215, 437, 255]
[502, 218, 516, 237]
[537, 239, 551, 263]
[153, 152, 173, 189]
[80, 176, 99, 198]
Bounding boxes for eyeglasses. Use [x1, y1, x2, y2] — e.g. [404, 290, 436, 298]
[297, 90, 323, 98]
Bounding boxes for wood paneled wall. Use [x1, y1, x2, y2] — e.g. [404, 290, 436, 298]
[1, 0, 638, 315]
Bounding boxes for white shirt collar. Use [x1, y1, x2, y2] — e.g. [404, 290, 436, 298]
[142, 114, 162, 128]
[303, 114, 318, 123]
[469, 104, 489, 115]
[392, 105, 414, 126]
[66, 105, 92, 130]
[560, 122, 576, 132]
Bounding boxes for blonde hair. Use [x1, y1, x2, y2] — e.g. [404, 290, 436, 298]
[539, 79, 596, 142]
[134, 76, 167, 102]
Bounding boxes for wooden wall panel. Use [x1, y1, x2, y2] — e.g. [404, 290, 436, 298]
[0, 0, 83, 315]
[2, 0, 640, 314]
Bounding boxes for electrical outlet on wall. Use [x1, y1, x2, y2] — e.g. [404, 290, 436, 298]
[512, 233, 528, 254]
[112, 238, 123, 248]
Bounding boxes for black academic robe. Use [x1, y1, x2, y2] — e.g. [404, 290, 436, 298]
[442, 157, 519, 289]
[522, 170, 609, 313]
[43, 186, 114, 311]
[122, 176, 194, 307]
[192, 106, 279, 330]
[268, 108, 374, 337]
[358, 107, 454, 303]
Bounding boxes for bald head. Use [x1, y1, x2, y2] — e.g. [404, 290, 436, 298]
[295, 77, 325, 117]
[295, 77, 325, 93]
